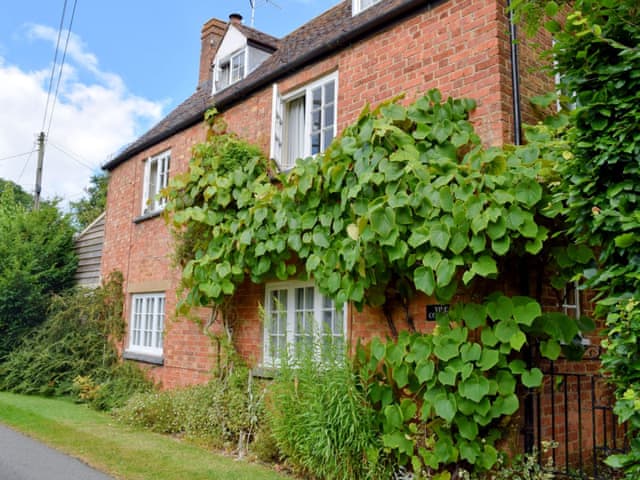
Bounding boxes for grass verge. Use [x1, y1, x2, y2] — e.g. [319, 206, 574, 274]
[0, 392, 289, 480]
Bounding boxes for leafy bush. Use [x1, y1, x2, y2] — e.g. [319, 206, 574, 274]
[0, 187, 77, 360]
[268, 347, 387, 480]
[0, 273, 151, 409]
[115, 366, 264, 451]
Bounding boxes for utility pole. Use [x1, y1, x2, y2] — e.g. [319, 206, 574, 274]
[34, 131, 45, 210]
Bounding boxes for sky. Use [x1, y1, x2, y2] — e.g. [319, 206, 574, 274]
[0, 0, 339, 207]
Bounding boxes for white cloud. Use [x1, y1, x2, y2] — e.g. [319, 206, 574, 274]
[0, 25, 165, 207]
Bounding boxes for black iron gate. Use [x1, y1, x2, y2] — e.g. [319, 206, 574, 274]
[528, 346, 628, 479]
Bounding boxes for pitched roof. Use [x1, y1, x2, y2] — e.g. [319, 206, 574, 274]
[104, 0, 430, 171]
[234, 23, 280, 51]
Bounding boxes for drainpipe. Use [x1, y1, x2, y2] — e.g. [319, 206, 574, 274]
[508, 1, 523, 147]
[507, 0, 535, 454]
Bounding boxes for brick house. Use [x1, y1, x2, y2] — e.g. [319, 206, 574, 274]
[102, 0, 558, 386]
[100, 1, 623, 467]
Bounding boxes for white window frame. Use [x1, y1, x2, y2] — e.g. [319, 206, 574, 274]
[270, 71, 338, 170]
[214, 48, 246, 92]
[263, 280, 347, 366]
[352, 0, 383, 15]
[142, 150, 170, 215]
[128, 293, 165, 357]
[562, 281, 581, 319]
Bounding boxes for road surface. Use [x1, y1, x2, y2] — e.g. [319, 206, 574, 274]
[0, 423, 114, 480]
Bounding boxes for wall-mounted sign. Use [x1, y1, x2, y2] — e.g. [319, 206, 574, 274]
[426, 304, 449, 321]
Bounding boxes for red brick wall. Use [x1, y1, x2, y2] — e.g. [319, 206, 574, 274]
[102, 0, 559, 389]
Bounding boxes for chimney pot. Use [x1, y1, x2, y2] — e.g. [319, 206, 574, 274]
[229, 13, 243, 25]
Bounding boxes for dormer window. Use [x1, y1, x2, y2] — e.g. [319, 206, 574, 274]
[215, 49, 246, 91]
[211, 18, 278, 94]
[352, 0, 382, 15]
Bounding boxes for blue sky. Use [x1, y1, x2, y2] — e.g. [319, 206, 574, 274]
[0, 0, 339, 205]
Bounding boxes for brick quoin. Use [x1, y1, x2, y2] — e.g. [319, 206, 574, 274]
[102, 0, 560, 391]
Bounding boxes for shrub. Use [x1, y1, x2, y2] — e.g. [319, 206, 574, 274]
[0, 273, 151, 409]
[0, 190, 77, 361]
[267, 347, 387, 480]
[115, 366, 265, 451]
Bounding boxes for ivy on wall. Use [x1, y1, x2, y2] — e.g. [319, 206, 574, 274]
[164, 90, 589, 476]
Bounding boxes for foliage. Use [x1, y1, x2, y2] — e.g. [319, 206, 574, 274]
[165, 91, 595, 477]
[164, 112, 288, 312]
[512, 0, 640, 476]
[601, 298, 640, 478]
[0, 272, 149, 409]
[356, 294, 574, 477]
[69, 172, 108, 231]
[0, 187, 77, 360]
[116, 366, 264, 452]
[167, 92, 554, 323]
[0, 178, 32, 208]
[268, 346, 386, 480]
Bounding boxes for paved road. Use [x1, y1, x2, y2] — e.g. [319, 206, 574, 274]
[0, 424, 115, 480]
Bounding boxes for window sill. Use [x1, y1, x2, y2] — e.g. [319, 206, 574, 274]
[123, 350, 164, 365]
[133, 210, 162, 224]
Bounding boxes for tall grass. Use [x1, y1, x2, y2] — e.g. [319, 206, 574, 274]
[268, 345, 387, 479]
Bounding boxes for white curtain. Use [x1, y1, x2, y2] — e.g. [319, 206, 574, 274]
[284, 96, 305, 169]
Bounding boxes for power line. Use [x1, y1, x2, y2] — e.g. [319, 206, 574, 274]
[0, 151, 36, 162]
[41, 0, 68, 133]
[46, 0, 79, 138]
[48, 140, 95, 171]
[16, 150, 35, 184]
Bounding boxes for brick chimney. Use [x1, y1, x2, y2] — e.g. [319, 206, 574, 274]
[198, 17, 227, 88]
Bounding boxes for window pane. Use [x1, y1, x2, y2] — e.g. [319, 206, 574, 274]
[231, 51, 245, 82]
[312, 109, 321, 132]
[323, 104, 334, 128]
[322, 127, 334, 152]
[148, 160, 158, 201]
[324, 81, 335, 104]
[311, 133, 321, 155]
[312, 87, 322, 109]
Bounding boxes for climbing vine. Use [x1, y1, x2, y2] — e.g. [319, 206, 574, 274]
[165, 90, 588, 476]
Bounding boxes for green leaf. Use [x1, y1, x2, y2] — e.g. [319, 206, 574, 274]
[512, 299, 541, 326]
[510, 330, 526, 351]
[521, 368, 543, 388]
[312, 230, 330, 248]
[459, 375, 490, 402]
[382, 432, 414, 456]
[434, 394, 457, 423]
[491, 236, 510, 255]
[415, 360, 435, 383]
[438, 367, 458, 386]
[478, 348, 500, 371]
[471, 255, 497, 277]
[434, 340, 459, 362]
[415, 266, 436, 295]
[496, 370, 516, 395]
[455, 415, 479, 440]
[394, 363, 410, 388]
[462, 303, 487, 329]
[487, 296, 513, 322]
[540, 339, 561, 360]
[370, 207, 395, 238]
[494, 319, 518, 343]
[436, 258, 456, 287]
[614, 233, 636, 248]
[515, 180, 543, 207]
[429, 224, 451, 250]
[461, 343, 482, 362]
